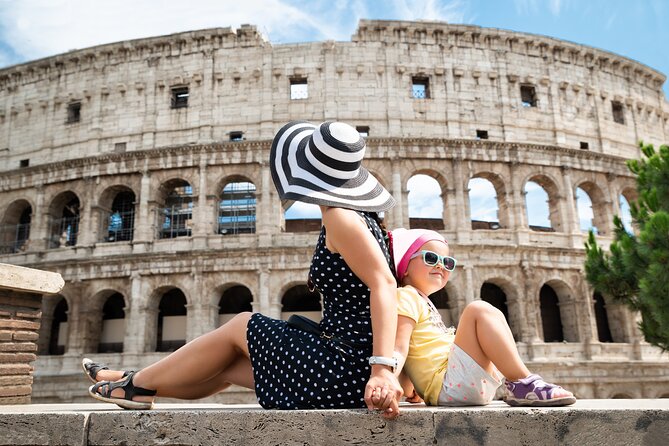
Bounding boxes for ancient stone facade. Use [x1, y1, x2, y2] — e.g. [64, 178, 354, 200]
[0, 20, 668, 403]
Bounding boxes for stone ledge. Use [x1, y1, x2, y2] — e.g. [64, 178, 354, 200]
[0, 400, 667, 445]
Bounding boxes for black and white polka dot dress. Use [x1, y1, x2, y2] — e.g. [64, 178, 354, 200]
[246, 212, 392, 409]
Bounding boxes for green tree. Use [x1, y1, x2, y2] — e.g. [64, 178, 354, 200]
[584, 141, 669, 351]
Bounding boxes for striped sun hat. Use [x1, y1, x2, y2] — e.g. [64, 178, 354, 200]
[269, 121, 395, 212]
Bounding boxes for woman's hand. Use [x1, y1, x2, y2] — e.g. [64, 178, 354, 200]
[364, 366, 403, 419]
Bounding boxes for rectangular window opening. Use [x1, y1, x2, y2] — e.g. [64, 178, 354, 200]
[229, 131, 244, 142]
[356, 126, 370, 138]
[579, 141, 589, 150]
[67, 102, 81, 123]
[290, 78, 308, 100]
[476, 130, 489, 140]
[19, 159, 29, 168]
[171, 86, 189, 109]
[520, 85, 537, 107]
[612, 101, 625, 124]
[412, 76, 430, 99]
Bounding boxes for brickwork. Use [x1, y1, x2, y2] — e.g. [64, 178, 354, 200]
[0, 20, 667, 403]
[0, 290, 42, 404]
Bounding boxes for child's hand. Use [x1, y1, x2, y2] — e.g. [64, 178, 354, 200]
[404, 390, 423, 404]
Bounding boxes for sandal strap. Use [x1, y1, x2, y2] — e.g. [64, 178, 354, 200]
[119, 371, 157, 397]
[85, 362, 109, 380]
[91, 371, 157, 400]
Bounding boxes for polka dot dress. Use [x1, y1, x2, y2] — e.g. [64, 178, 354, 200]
[246, 212, 392, 409]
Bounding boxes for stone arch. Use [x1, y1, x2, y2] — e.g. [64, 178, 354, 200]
[218, 175, 257, 235]
[540, 279, 580, 342]
[280, 283, 322, 321]
[468, 171, 508, 229]
[479, 277, 520, 339]
[158, 179, 193, 239]
[98, 185, 136, 242]
[284, 202, 322, 232]
[97, 291, 127, 353]
[575, 181, 609, 236]
[149, 286, 189, 352]
[617, 185, 636, 234]
[592, 292, 614, 343]
[217, 284, 253, 326]
[539, 284, 564, 342]
[0, 198, 33, 253]
[524, 174, 561, 232]
[49, 295, 70, 355]
[407, 170, 446, 230]
[47, 190, 81, 248]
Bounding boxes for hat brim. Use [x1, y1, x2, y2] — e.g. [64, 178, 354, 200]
[270, 121, 396, 212]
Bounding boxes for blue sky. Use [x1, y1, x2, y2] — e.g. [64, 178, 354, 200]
[0, 0, 661, 225]
[0, 0, 667, 96]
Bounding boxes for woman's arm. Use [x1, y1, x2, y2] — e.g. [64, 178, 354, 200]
[321, 207, 402, 419]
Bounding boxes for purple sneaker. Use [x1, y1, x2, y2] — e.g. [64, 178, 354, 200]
[504, 374, 576, 407]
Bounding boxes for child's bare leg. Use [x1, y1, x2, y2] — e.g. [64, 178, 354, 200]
[454, 301, 530, 380]
[97, 312, 254, 403]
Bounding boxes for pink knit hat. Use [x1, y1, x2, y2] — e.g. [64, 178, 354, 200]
[391, 228, 447, 279]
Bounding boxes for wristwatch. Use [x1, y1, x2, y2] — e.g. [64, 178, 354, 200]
[368, 356, 398, 372]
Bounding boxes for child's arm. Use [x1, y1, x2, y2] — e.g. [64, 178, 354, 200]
[398, 371, 423, 403]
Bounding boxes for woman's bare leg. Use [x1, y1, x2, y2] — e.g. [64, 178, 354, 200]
[95, 312, 254, 403]
[160, 356, 254, 399]
[454, 301, 530, 380]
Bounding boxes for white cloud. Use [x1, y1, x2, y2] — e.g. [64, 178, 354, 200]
[468, 178, 498, 222]
[391, 0, 466, 22]
[407, 174, 442, 218]
[0, 0, 357, 67]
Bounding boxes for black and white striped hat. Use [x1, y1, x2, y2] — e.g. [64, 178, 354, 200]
[270, 121, 395, 212]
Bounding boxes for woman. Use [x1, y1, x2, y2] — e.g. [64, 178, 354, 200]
[85, 121, 403, 418]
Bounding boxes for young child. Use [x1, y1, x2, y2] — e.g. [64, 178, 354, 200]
[391, 228, 576, 407]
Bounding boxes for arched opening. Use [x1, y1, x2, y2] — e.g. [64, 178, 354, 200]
[49, 297, 68, 355]
[469, 178, 500, 230]
[576, 187, 595, 233]
[576, 182, 609, 235]
[281, 285, 322, 321]
[540, 285, 564, 342]
[218, 181, 256, 235]
[480, 283, 509, 322]
[104, 190, 135, 242]
[0, 200, 32, 253]
[429, 288, 452, 327]
[157, 289, 187, 352]
[98, 293, 126, 353]
[284, 202, 321, 233]
[524, 181, 552, 231]
[593, 292, 613, 343]
[408, 174, 444, 230]
[49, 192, 80, 248]
[618, 194, 633, 234]
[159, 180, 193, 239]
[218, 285, 253, 326]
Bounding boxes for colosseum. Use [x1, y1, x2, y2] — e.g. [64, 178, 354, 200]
[1, 19, 668, 403]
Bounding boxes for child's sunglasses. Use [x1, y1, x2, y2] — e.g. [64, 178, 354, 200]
[410, 250, 457, 272]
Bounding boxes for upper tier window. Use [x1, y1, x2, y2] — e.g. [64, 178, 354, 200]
[412, 76, 430, 99]
[171, 87, 189, 109]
